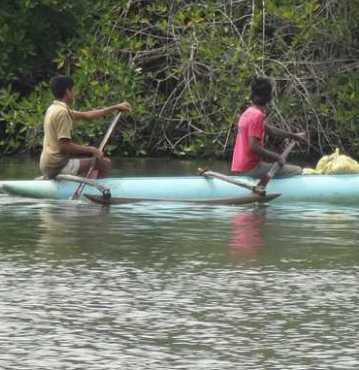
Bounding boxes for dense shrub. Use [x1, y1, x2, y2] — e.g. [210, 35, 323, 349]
[1, 0, 359, 159]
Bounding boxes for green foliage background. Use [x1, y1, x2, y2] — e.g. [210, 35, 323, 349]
[1, 0, 359, 159]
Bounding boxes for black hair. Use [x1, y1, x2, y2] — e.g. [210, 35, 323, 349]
[50, 75, 74, 99]
[251, 77, 273, 106]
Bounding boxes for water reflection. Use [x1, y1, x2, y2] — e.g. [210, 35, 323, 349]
[3, 191, 359, 369]
[36, 202, 112, 253]
[229, 207, 266, 258]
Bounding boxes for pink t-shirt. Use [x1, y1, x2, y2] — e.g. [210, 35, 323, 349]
[231, 106, 265, 172]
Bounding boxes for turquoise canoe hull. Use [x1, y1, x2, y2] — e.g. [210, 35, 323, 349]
[1, 174, 359, 204]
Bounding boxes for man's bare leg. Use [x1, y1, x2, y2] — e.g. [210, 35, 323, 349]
[79, 157, 112, 178]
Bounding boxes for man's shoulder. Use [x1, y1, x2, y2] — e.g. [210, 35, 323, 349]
[244, 106, 265, 118]
[46, 101, 72, 121]
[240, 106, 264, 125]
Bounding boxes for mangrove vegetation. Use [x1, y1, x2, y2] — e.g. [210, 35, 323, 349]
[1, 0, 359, 159]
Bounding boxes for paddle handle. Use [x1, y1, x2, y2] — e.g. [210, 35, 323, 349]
[98, 112, 122, 152]
[256, 140, 296, 189]
[72, 112, 122, 200]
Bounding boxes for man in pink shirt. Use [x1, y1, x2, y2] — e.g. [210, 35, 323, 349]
[231, 77, 305, 178]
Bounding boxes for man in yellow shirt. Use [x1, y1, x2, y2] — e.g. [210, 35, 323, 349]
[40, 75, 131, 178]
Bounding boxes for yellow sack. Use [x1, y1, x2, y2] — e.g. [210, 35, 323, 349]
[302, 167, 320, 175]
[316, 149, 339, 173]
[303, 148, 359, 175]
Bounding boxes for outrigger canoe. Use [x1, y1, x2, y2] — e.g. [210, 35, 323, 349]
[1, 173, 359, 204]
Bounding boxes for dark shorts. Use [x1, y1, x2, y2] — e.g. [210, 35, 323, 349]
[237, 161, 302, 179]
[40, 159, 82, 179]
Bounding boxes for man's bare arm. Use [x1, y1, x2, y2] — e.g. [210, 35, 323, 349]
[71, 101, 132, 121]
[266, 124, 306, 142]
[59, 139, 103, 159]
[249, 137, 285, 165]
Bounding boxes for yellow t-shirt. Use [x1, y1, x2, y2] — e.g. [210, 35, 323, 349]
[40, 101, 73, 173]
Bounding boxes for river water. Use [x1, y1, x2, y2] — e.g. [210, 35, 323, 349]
[0, 157, 359, 369]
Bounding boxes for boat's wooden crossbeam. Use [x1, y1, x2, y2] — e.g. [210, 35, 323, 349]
[84, 192, 281, 205]
[198, 168, 264, 195]
[55, 174, 111, 199]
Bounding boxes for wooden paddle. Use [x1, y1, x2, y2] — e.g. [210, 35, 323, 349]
[72, 112, 122, 200]
[255, 140, 297, 192]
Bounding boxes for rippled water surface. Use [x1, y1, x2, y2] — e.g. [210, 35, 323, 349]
[1, 157, 359, 369]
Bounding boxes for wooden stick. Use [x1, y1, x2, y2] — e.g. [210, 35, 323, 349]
[72, 112, 122, 200]
[56, 174, 111, 198]
[198, 168, 264, 195]
[84, 192, 281, 205]
[255, 140, 297, 191]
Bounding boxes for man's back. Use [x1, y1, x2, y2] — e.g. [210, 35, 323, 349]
[40, 101, 73, 171]
[231, 106, 265, 173]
